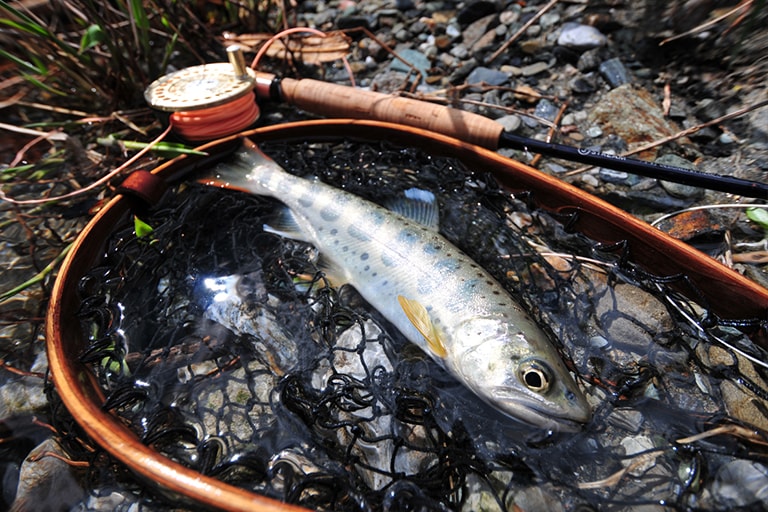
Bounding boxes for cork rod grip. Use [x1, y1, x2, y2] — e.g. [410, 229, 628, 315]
[278, 77, 504, 150]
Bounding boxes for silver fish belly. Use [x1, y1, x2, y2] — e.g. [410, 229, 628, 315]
[203, 139, 591, 431]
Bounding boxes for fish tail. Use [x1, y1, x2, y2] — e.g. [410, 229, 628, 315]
[199, 138, 285, 196]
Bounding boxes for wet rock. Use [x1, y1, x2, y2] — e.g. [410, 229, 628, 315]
[623, 189, 693, 211]
[448, 57, 478, 83]
[599, 57, 631, 87]
[607, 409, 644, 433]
[712, 459, 768, 508]
[558, 23, 607, 51]
[508, 484, 565, 512]
[337, 16, 372, 31]
[592, 280, 677, 352]
[0, 351, 48, 417]
[10, 439, 85, 511]
[620, 435, 656, 476]
[588, 85, 686, 160]
[701, 341, 768, 433]
[599, 168, 632, 185]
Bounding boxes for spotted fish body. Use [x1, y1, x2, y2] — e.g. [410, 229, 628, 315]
[205, 140, 591, 431]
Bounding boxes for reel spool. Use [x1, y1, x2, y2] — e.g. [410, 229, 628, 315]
[144, 46, 260, 141]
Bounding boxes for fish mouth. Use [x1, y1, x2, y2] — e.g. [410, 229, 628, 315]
[492, 389, 591, 433]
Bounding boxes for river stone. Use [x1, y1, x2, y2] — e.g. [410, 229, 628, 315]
[701, 343, 768, 432]
[599, 57, 631, 87]
[520, 61, 550, 77]
[0, 351, 48, 417]
[389, 48, 431, 77]
[10, 439, 85, 511]
[588, 84, 687, 160]
[592, 279, 676, 352]
[496, 114, 522, 132]
[558, 22, 607, 51]
[462, 13, 498, 48]
[712, 460, 768, 508]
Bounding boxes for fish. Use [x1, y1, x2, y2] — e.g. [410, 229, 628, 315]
[201, 139, 591, 432]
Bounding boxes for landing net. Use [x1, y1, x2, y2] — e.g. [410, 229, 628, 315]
[66, 139, 768, 511]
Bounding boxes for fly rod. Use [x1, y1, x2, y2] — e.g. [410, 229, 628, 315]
[254, 72, 768, 200]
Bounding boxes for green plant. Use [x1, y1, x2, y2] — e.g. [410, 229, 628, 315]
[0, 0, 284, 112]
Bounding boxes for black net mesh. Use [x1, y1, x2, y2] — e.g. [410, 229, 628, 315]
[71, 139, 768, 511]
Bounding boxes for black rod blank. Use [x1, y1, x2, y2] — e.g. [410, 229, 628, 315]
[500, 132, 768, 200]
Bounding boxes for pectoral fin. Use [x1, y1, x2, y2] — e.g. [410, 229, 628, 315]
[397, 295, 447, 358]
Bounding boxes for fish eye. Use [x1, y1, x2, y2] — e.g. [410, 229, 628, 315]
[519, 360, 551, 394]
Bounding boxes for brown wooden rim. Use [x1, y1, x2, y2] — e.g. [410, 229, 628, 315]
[47, 119, 768, 512]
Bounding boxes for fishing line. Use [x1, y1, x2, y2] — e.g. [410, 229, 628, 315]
[144, 46, 260, 141]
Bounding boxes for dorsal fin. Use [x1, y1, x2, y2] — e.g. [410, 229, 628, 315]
[387, 188, 440, 231]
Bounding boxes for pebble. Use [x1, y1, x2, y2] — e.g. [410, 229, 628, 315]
[620, 435, 657, 475]
[599, 57, 632, 87]
[462, 13, 498, 48]
[599, 168, 630, 184]
[389, 48, 431, 77]
[539, 12, 561, 29]
[445, 23, 461, 39]
[586, 125, 603, 138]
[557, 22, 607, 51]
[520, 61, 550, 77]
[499, 10, 520, 26]
[577, 48, 602, 71]
[579, 172, 600, 188]
[471, 29, 498, 54]
[569, 74, 597, 94]
[496, 114, 522, 132]
[534, 98, 559, 122]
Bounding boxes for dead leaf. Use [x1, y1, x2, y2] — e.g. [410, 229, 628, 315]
[221, 31, 351, 65]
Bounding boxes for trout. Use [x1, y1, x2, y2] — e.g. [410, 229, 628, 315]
[202, 139, 591, 431]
